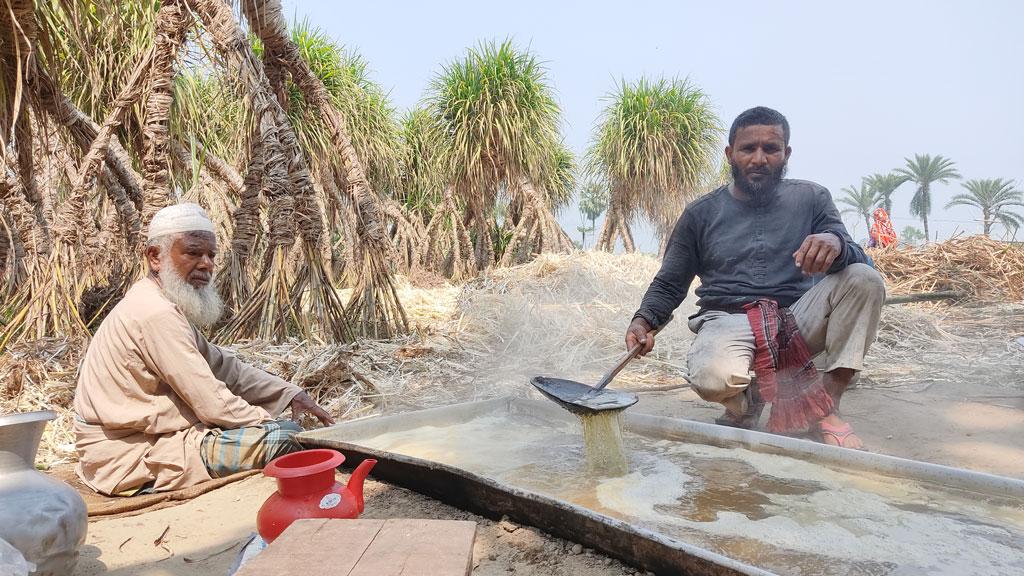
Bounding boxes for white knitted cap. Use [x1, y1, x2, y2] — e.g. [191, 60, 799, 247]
[147, 203, 216, 242]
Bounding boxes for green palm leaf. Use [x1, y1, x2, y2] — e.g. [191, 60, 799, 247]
[894, 153, 961, 241]
[424, 39, 571, 267]
[863, 172, 908, 216]
[587, 77, 721, 251]
[838, 181, 880, 235]
[946, 178, 1024, 237]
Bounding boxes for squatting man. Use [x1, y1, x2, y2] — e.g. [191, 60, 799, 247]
[73, 203, 333, 495]
[626, 106, 885, 449]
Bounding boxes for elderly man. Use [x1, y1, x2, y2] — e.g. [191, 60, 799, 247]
[627, 107, 885, 449]
[74, 203, 332, 495]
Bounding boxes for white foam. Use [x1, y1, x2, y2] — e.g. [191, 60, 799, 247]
[347, 413, 1024, 575]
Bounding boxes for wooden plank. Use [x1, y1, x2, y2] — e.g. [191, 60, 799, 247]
[349, 519, 477, 576]
[235, 518, 384, 576]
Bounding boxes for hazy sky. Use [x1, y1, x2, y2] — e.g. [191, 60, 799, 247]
[282, 0, 1023, 251]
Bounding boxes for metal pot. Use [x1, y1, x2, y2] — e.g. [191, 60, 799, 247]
[0, 411, 87, 575]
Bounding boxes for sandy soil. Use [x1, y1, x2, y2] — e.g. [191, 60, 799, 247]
[74, 473, 652, 576]
[74, 376, 1022, 576]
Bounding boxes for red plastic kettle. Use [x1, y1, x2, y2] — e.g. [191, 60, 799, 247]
[256, 449, 377, 542]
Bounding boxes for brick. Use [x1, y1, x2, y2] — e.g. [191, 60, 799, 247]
[236, 518, 476, 576]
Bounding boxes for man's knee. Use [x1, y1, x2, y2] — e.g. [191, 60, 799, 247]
[689, 361, 751, 403]
[266, 420, 304, 461]
[843, 263, 886, 300]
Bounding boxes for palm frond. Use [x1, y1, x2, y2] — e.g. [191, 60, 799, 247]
[947, 178, 1024, 236]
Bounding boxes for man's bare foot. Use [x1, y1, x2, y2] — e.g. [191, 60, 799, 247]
[817, 413, 864, 449]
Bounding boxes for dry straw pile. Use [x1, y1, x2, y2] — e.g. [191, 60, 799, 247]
[871, 235, 1024, 301]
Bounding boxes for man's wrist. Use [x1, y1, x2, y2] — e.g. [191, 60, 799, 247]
[631, 312, 655, 331]
[824, 231, 847, 271]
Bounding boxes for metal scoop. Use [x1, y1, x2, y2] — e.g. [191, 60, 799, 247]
[531, 319, 670, 415]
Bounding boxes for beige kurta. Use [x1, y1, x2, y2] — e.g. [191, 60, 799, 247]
[73, 277, 302, 495]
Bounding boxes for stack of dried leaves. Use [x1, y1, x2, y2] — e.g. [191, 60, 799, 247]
[871, 236, 1024, 301]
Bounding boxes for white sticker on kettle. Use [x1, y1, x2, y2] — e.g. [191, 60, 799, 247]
[319, 493, 341, 509]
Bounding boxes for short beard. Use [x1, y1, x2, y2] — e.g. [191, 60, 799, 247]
[158, 265, 224, 328]
[731, 161, 787, 204]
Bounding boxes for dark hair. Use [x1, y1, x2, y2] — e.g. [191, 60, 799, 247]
[728, 106, 790, 146]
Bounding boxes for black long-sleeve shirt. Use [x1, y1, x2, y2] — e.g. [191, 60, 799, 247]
[634, 180, 869, 328]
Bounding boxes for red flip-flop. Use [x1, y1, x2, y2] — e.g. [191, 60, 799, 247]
[817, 420, 865, 450]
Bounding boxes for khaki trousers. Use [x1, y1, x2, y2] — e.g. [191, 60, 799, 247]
[686, 263, 885, 415]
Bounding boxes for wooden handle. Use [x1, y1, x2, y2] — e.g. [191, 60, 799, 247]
[593, 316, 672, 392]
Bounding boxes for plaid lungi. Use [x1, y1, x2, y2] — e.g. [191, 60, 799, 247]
[201, 420, 303, 478]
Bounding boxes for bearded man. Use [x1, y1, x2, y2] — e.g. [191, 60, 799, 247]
[73, 203, 333, 495]
[626, 107, 885, 449]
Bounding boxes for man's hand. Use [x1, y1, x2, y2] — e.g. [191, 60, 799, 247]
[290, 391, 335, 427]
[793, 233, 842, 275]
[625, 317, 656, 356]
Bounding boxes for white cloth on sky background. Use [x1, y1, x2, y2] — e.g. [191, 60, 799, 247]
[147, 202, 215, 241]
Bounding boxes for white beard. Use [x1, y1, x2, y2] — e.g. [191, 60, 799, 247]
[158, 266, 224, 328]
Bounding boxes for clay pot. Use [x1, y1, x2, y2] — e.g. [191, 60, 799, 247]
[0, 411, 88, 575]
[256, 449, 376, 542]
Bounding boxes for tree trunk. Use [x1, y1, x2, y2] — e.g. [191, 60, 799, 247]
[173, 140, 245, 195]
[28, 62, 146, 210]
[0, 155, 33, 286]
[189, 0, 351, 343]
[141, 0, 191, 229]
[425, 187, 476, 281]
[596, 206, 616, 251]
[241, 0, 407, 337]
[59, 47, 155, 249]
[622, 221, 636, 253]
[2, 1, 51, 258]
[922, 216, 930, 244]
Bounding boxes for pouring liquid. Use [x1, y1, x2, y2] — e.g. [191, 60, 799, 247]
[578, 410, 629, 476]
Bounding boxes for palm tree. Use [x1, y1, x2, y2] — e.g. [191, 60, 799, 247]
[895, 154, 961, 242]
[838, 181, 879, 235]
[1, 0, 394, 346]
[589, 77, 720, 253]
[425, 40, 571, 270]
[397, 108, 444, 219]
[578, 181, 609, 249]
[278, 22, 401, 196]
[946, 178, 1024, 237]
[239, 0, 405, 339]
[863, 172, 908, 216]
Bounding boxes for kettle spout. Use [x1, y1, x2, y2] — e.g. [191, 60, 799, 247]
[346, 458, 377, 513]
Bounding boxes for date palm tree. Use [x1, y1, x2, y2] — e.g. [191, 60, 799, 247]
[895, 154, 960, 242]
[946, 178, 1024, 237]
[838, 181, 879, 235]
[578, 181, 609, 249]
[863, 172, 908, 216]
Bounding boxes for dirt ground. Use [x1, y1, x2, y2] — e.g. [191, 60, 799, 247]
[73, 308, 1023, 575]
[69, 258, 1024, 575]
[73, 382, 1023, 576]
